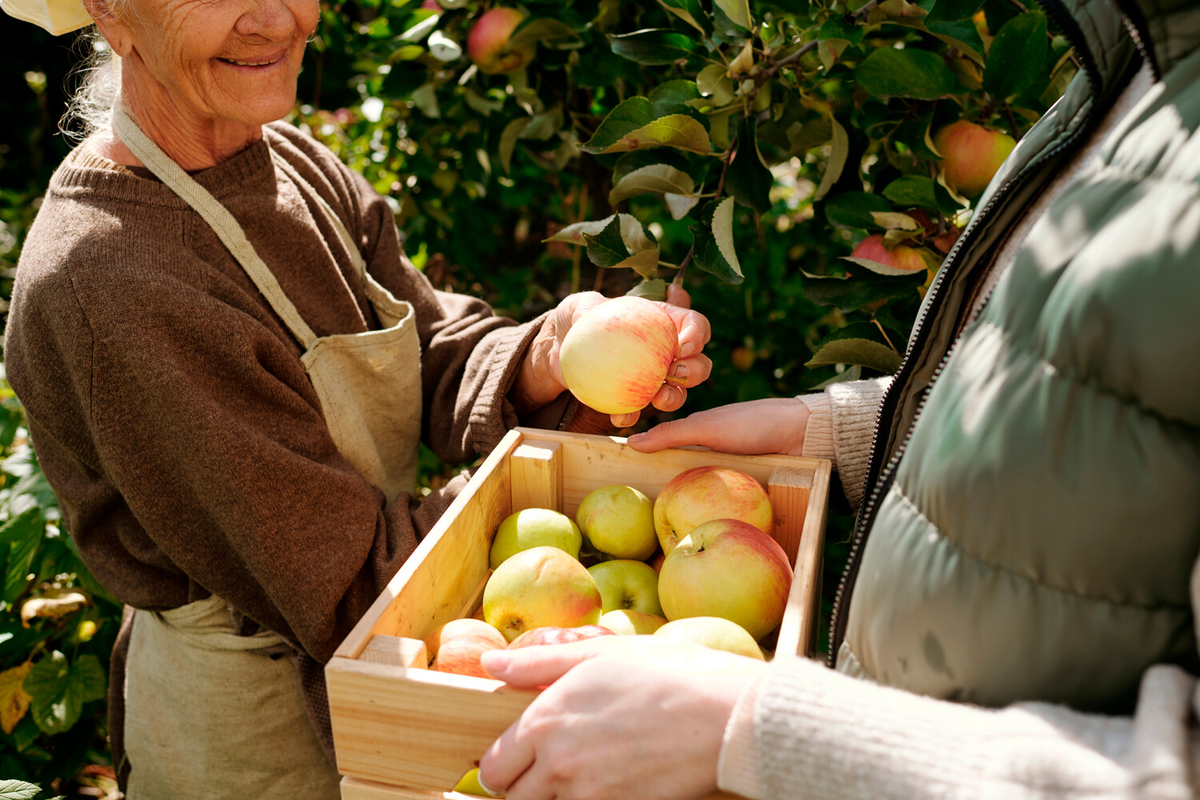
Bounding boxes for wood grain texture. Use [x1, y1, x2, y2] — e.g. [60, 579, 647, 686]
[360, 635, 428, 668]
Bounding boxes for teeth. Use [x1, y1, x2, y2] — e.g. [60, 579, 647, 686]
[225, 58, 276, 66]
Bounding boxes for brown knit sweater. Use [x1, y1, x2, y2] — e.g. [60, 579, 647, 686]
[4, 122, 550, 764]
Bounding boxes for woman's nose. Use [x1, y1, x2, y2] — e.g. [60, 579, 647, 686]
[234, 0, 295, 39]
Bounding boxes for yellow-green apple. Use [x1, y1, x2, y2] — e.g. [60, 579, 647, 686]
[658, 519, 793, 641]
[489, 507, 582, 569]
[483, 546, 603, 642]
[933, 120, 1017, 199]
[653, 465, 773, 554]
[466, 7, 534, 75]
[598, 608, 668, 635]
[575, 484, 657, 560]
[427, 618, 508, 678]
[587, 559, 664, 617]
[849, 234, 927, 273]
[453, 768, 494, 798]
[558, 296, 680, 416]
[653, 616, 765, 661]
[507, 624, 615, 649]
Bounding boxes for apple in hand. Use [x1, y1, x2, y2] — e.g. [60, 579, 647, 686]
[653, 465, 773, 554]
[490, 508, 582, 569]
[658, 519, 792, 641]
[558, 296, 680, 416]
[507, 624, 615, 649]
[598, 608, 667, 635]
[587, 559, 664, 617]
[576, 484, 657, 560]
[654, 616, 765, 661]
[427, 618, 508, 678]
[467, 7, 535, 75]
[933, 120, 1017, 199]
[483, 546, 603, 642]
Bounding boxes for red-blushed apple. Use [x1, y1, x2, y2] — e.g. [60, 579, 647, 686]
[558, 296, 680, 416]
[658, 519, 793, 641]
[482, 546, 603, 642]
[849, 234, 927, 273]
[933, 120, 1017, 199]
[489, 507, 582, 569]
[587, 559, 664, 617]
[653, 616, 765, 661]
[598, 608, 668, 635]
[466, 7, 534, 75]
[576, 484, 657, 560]
[653, 465, 773, 554]
[507, 624, 616, 649]
[426, 618, 509, 678]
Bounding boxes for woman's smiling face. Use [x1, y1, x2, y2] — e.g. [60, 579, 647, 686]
[112, 0, 318, 130]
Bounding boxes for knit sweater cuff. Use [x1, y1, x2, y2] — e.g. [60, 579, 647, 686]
[717, 676, 765, 799]
[468, 313, 550, 453]
[826, 377, 891, 510]
[797, 393, 835, 463]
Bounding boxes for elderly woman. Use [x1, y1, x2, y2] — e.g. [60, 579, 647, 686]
[0, 0, 712, 796]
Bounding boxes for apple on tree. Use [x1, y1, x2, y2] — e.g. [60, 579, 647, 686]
[558, 295, 681, 416]
[427, 618, 508, 678]
[575, 484, 657, 560]
[587, 559, 664, 617]
[653, 465, 773, 554]
[654, 616, 765, 661]
[482, 545, 603, 642]
[657, 518, 793, 641]
[849, 234, 927, 273]
[933, 120, 1017, 199]
[466, 7, 535, 75]
[489, 507, 582, 569]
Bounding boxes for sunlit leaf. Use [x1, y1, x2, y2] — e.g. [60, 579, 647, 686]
[608, 165, 696, 204]
[842, 256, 927, 277]
[657, 0, 708, 34]
[825, 192, 893, 229]
[713, 0, 750, 30]
[0, 780, 42, 800]
[0, 662, 32, 735]
[583, 114, 712, 155]
[665, 192, 700, 220]
[806, 338, 902, 373]
[607, 29, 704, 65]
[710, 197, 743, 278]
[813, 116, 849, 201]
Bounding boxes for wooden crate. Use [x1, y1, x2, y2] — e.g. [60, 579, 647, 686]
[326, 428, 832, 799]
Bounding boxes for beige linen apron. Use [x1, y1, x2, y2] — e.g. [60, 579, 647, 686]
[112, 109, 423, 799]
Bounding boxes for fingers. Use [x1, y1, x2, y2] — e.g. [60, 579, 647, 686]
[665, 282, 691, 309]
[479, 716, 540, 800]
[625, 416, 709, 453]
[660, 304, 712, 364]
[481, 645, 600, 688]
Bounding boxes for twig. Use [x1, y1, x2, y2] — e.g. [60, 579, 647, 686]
[764, 39, 819, 79]
[1002, 102, 1023, 143]
[672, 245, 695, 286]
[874, 318, 900, 354]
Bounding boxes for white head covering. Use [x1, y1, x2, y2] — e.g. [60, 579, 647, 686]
[0, 0, 92, 35]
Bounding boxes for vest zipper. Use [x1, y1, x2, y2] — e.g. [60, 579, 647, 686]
[826, 0, 1119, 667]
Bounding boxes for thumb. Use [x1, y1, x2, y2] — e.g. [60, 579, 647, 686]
[480, 644, 601, 687]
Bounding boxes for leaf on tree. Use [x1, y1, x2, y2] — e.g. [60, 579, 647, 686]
[806, 338, 903, 373]
[689, 201, 744, 284]
[869, 211, 922, 231]
[583, 217, 632, 267]
[855, 48, 959, 99]
[883, 174, 939, 210]
[23, 652, 106, 736]
[0, 780, 43, 800]
[726, 116, 773, 213]
[609, 164, 696, 204]
[0, 662, 32, 735]
[584, 114, 712, 156]
[626, 277, 670, 301]
[612, 148, 692, 185]
[508, 18, 581, 50]
[842, 256, 926, 277]
[814, 116, 849, 202]
[648, 81, 703, 117]
[665, 193, 700, 220]
[545, 214, 657, 254]
[606, 29, 704, 66]
[983, 11, 1048, 100]
[924, 0, 985, 23]
[3, 508, 43, 606]
[710, 197, 743, 279]
[656, 0, 708, 34]
[819, 15, 864, 45]
[20, 588, 89, 628]
[713, 0, 751, 30]
[824, 192, 893, 229]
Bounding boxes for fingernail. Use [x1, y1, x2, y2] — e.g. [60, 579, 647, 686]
[679, 342, 695, 358]
[476, 770, 505, 798]
[672, 363, 688, 381]
[627, 432, 645, 444]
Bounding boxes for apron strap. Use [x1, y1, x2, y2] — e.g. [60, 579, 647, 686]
[112, 107, 320, 350]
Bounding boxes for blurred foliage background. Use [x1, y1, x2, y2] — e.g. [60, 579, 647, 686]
[0, 0, 1069, 792]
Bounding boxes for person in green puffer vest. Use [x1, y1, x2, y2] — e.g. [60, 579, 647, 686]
[471, 0, 1200, 797]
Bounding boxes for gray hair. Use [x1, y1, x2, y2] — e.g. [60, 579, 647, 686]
[62, 27, 120, 141]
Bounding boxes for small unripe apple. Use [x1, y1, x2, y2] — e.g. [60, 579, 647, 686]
[467, 7, 535, 75]
[933, 120, 1016, 199]
[850, 234, 927, 273]
[559, 296, 679, 416]
[576, 484, 657, 560]
[483, 546, 603, 642]
[653, 465, 773, 554]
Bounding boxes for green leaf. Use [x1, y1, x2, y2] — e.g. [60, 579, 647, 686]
[2, 509, 43, 606]
[824, 192, 893, 229]
[882, 175, 939, 210]
[612, 149, 692, 185]
[608, 164, 696, 204]
[606, 29, 704, 65]
[925, 0, 984, 23]
[498, 118, 527, 174]
[983, 11, 1047, 100]
[657, 0, 708, 34]
[583, 114, 712, 156]
[806, 338, 902, 373]
[626, 278, 669, 301]
[710, 197, 743, 279]
[855, 48, 959, 99]
[725, 117, 773, 213]
[689, 201, 744, 284]
[802, 273, 925, 311]
[544, 214, 657, 255]
[0, 780, 41, 800]
[713, 0, 751, 29]
[583, 216, 632, 267]
[23, 652, 105, 736]
[842, 255, 927, 277]
[508, 18, 581, 50]
[818, 15, 864, 45]
[813, 116, 849, 202]
[925, 19, 986, 64]
[648, 81, 702, 117]
[379, 62, 426, 99]
[580, 97, 655, 152]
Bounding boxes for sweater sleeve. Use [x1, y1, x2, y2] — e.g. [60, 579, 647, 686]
[798, 377, 890, 510]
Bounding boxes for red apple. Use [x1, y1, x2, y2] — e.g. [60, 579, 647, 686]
[559, 296, 680, 416]
[653, 465, 772, 554]
[467, 7, 535, 75]
[933, 120, 1016, 199]
[849, 234, 927, 273]
[427, 618, 508, 677]
[657, 519, 793, 641]
[482, 546, 603, 642]
[507, 624, 616, 649]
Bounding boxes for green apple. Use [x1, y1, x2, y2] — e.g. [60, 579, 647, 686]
[483, 546, 602, 642]
[598, 608, 667, 635]
[576, 484, 657, 560]
[489, 508, 582, 569]
[654, 616, 765, 661]
[658, 518, 793, 641]
[653, 465, 773, 554]
[587, 559, 664, 617]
